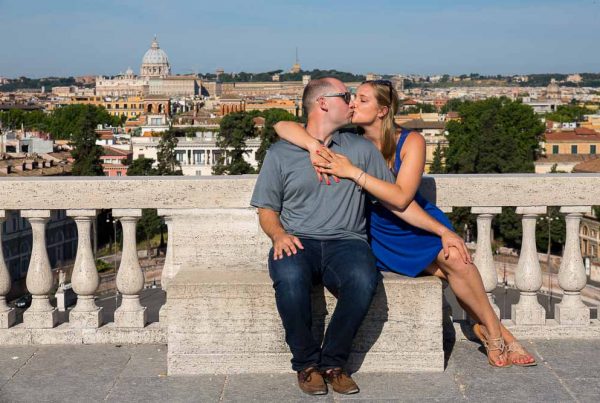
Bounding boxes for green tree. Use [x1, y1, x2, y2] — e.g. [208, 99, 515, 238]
[429, 143, 445, 174]
[256, 108, 299, 169]
[137, 208, 162, 257]
[444, 97, 545, 248]
[47, 104, 120, 140]
[126, 157, 162, 255]
[213, 112, 258, 175]
[70, 108, 104, 176]
[156, 129, 182, 175]
[127, 157, 157, 176]
[440, 99, 464, 114]
[545, 104, 594, 123]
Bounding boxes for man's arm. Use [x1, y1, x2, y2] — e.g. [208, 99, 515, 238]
[258, 208, 304, 260]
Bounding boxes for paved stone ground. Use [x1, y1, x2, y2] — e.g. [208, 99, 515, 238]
[0, 339, 599, 402]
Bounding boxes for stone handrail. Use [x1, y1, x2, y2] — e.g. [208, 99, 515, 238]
[0, 173, 599, 342]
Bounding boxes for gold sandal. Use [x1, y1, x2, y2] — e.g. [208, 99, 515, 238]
[473, 324, 512, 368]
[507, 341, 537, 367]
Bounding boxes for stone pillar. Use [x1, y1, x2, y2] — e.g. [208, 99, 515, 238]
[157, 211, 179, 323]
[512, 207, 546, 324]
[555, 206, 591, 325]
[67, 210, 103, 328]
[0, 211, 16, 328]
[471, 207, 502, 317]
[21, 210, 58, 328]
[112, 209, 146, 328]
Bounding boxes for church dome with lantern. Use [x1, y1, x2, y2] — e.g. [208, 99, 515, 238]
[140, 36, 171, 78]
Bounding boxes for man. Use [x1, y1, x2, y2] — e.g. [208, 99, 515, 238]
[250, 78, 396, 395]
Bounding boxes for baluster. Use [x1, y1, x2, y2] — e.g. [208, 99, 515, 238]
[0, 210, 16, 328]
[157, 211, 179, 323]
[471, 207, 502, 317]
[67, 210, 103, 328]
[512, 207, 546, 324]
[555, 206, 591, 325]
[21, 210, 57, 328]
[113, 209, 146, 328]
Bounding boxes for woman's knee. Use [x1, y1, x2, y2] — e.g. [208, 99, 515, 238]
[438, 248, 474, 277]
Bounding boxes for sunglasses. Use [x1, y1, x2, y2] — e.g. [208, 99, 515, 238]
[362, 79, 394, 99]
[320, 92, 353, 104]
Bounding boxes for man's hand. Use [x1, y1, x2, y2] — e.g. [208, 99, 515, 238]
[272, 232, 304, 260]
[440, 229, 472, 264]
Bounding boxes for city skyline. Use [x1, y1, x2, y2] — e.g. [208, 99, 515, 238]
[1, 0, 600, 78]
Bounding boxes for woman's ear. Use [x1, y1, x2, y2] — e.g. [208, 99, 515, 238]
[378, 105, 389, 119]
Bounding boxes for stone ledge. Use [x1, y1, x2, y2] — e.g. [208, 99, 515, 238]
[167, 268, 444, 375]
[452, 319, 600, 340]
[0, 322, 166, 345]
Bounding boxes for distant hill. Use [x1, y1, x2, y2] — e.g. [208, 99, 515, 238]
[200, 69, 366, 83]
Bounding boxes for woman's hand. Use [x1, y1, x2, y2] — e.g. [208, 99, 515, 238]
[312, 146, 361, 181]
[307, 142, 338, 185]
[440, 229, 472, 264]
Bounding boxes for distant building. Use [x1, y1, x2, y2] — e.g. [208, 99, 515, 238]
[95, 37, 201, 97]
[131, 133, 261, 176]
[100, 146, 131, 177]
[536, 128, 600, 173]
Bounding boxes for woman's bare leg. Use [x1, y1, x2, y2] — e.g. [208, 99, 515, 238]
[424, 248, 507, 366]
[425, 263, 535, 365]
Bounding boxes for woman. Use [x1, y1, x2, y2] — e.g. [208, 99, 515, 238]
[274, 80, 536, 367]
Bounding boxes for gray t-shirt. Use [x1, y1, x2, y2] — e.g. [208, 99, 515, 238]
[251, 131, 395, 241]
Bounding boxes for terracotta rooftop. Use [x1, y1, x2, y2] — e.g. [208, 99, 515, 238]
[545, 128, 600, 141]
[536, 154, 600, 163]
[102, 146, 131, 157]
[399, 119, 446, 130]
[573, 158, 600, 173]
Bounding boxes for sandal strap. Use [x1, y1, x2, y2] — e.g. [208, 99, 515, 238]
[483, 337, 506, 352]
[507, 341, 527, 354]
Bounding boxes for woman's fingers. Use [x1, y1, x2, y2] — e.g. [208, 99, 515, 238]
[317, 147, 335, 161]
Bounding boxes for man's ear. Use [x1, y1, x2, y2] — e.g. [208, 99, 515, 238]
[316, 97, 329, 112]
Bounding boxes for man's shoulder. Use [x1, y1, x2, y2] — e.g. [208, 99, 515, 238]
[337, 131, 378, 152]
[267, 139, 302, 154]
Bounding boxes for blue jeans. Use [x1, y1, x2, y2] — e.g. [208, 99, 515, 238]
[268, 238, 381, 372]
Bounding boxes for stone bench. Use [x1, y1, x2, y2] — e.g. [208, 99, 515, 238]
[167, 266, 444, 375]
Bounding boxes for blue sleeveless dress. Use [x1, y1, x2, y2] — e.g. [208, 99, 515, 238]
[367, 131, 454, 277]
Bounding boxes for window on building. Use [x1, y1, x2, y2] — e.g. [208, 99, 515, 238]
[107, 104, 111, 109]
[117, 171, 122, 176]
[571, 145, 578, 154]
[552, 145, 559, 154]
[591, 145, 597, 154]
[115, 104, 119, 109]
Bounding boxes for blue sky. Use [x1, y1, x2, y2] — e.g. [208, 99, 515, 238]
[1, 0, 599, 78]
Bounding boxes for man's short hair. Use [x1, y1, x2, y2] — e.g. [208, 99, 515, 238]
[301, 78, 338, 116]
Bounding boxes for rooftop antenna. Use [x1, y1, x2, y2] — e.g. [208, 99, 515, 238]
[295, 47, 299, 64]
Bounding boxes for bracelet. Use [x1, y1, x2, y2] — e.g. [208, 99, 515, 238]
[354, 170, 366, 191]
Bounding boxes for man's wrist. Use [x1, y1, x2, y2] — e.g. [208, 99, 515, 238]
[270, 229, 287, 241]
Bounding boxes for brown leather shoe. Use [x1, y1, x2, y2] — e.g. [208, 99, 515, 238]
[297, 366, 327, 395]
[322, 368, 359, 394]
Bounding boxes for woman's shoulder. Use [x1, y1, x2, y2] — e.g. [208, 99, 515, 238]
[401, 130, 425, 149]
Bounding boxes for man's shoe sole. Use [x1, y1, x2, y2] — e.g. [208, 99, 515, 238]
[335, 387, 359, 395]
[301, 389, 328, 396]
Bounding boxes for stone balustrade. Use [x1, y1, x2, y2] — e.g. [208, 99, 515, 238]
[0, 174, 599, 373]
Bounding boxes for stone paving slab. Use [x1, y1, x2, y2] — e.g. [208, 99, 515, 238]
[0, 340, 596, 402]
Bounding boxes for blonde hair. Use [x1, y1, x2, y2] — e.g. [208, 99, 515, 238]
[362, 81, 400, 168]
